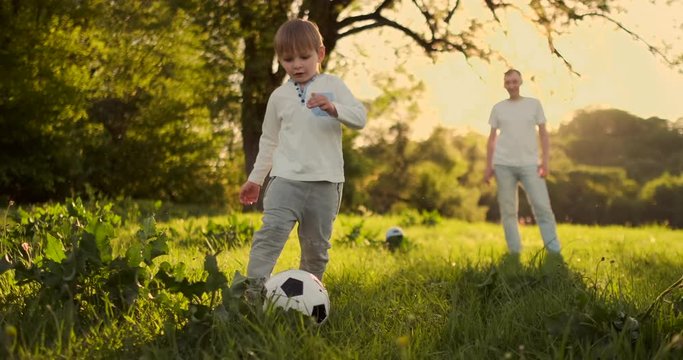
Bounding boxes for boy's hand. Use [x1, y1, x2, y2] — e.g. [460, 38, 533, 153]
[239, 181, 261, 205]
[307, 92, 337, 117]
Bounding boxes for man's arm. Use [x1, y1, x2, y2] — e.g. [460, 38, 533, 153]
[484, 127, 497, 184]
[538, 123, 550, 178]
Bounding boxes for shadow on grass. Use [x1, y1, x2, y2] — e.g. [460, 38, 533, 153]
[3, 250, 681, 359]
[438, 252, 683, 359]
[134, 302, 340, 360]
[127, 252, 683, 359]
[0, 285, 342, 359]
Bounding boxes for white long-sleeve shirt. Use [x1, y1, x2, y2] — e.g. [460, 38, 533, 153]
[248, 74, 367, 185]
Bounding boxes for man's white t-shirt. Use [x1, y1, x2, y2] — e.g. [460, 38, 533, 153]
[488, 97, 546, 166]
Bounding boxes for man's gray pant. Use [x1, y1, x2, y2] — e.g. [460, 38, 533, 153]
[494, 164, 561, 254]
[247, 177, 342, 281]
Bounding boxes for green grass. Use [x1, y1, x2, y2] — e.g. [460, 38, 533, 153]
[2, 212, 682, 359]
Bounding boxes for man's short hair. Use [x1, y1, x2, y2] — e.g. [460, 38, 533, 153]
[504, 69, 522, 78]
[274, 19, 323, 58]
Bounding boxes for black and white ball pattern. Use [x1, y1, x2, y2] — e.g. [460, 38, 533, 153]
[264, 269, 330, 324]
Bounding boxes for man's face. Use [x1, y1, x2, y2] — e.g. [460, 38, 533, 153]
[503, 72, 522, 97]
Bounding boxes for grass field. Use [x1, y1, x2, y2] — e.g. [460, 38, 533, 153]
[1, 207, 682, 359]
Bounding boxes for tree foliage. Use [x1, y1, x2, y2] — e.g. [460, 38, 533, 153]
[549, 166, 640, 225]
[640, 173, 683, 228]
[1, 1, 682, 228]
[556, 109, 683, 183]
[1, 0, 244, 206]
[0, 0, 93, 200]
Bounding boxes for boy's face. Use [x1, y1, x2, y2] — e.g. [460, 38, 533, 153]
[279, 46, 325, 85]
[503, 72, 523, 97]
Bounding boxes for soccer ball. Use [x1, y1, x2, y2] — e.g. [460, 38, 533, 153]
[385, 226, 404, 251]
[264, 269, 330, 324]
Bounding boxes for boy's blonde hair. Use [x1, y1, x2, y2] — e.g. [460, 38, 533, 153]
[274, 19, 323, 58]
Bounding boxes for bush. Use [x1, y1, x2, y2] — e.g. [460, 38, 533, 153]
[640, 173, 683, 228]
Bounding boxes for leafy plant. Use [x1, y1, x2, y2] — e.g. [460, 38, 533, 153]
[399, 209, 442, 227]
[202, 215, 254, 253]
[0, 198, 255, 355]
[0, 199, 170, 344]
[334, 220, 383, 248]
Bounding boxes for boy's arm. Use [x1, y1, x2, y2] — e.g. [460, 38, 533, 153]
[331, 78, 366, 130]
[248, 95, 280, 185]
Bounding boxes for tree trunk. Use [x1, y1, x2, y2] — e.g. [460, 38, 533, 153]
[237, 1, 289, 177]
[301, 0, 346, 68]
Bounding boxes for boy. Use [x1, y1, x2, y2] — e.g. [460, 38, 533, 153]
[239, 19, 366, 296]
[484, 69, 561, 255]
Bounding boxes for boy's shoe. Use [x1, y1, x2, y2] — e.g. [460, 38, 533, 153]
[244, 277, 266, 305]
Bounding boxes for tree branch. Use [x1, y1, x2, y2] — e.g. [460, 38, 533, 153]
[335, 0, 678, 76]
[337, 0, 395, 29]
[411, 0, 437, 34]
[339, 14, 438, 53]
[484, 0, 512, 23]
[338, 1, 481, 57]
[576, 11, 678, 67]
[444, 0, 463, 24]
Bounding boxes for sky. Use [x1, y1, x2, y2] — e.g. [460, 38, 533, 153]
[335, 0, 683, 138]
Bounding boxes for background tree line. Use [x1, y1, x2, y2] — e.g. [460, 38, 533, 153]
[1, 0, 682, 227]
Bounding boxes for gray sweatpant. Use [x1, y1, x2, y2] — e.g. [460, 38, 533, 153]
[247, 177, 342, 281]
